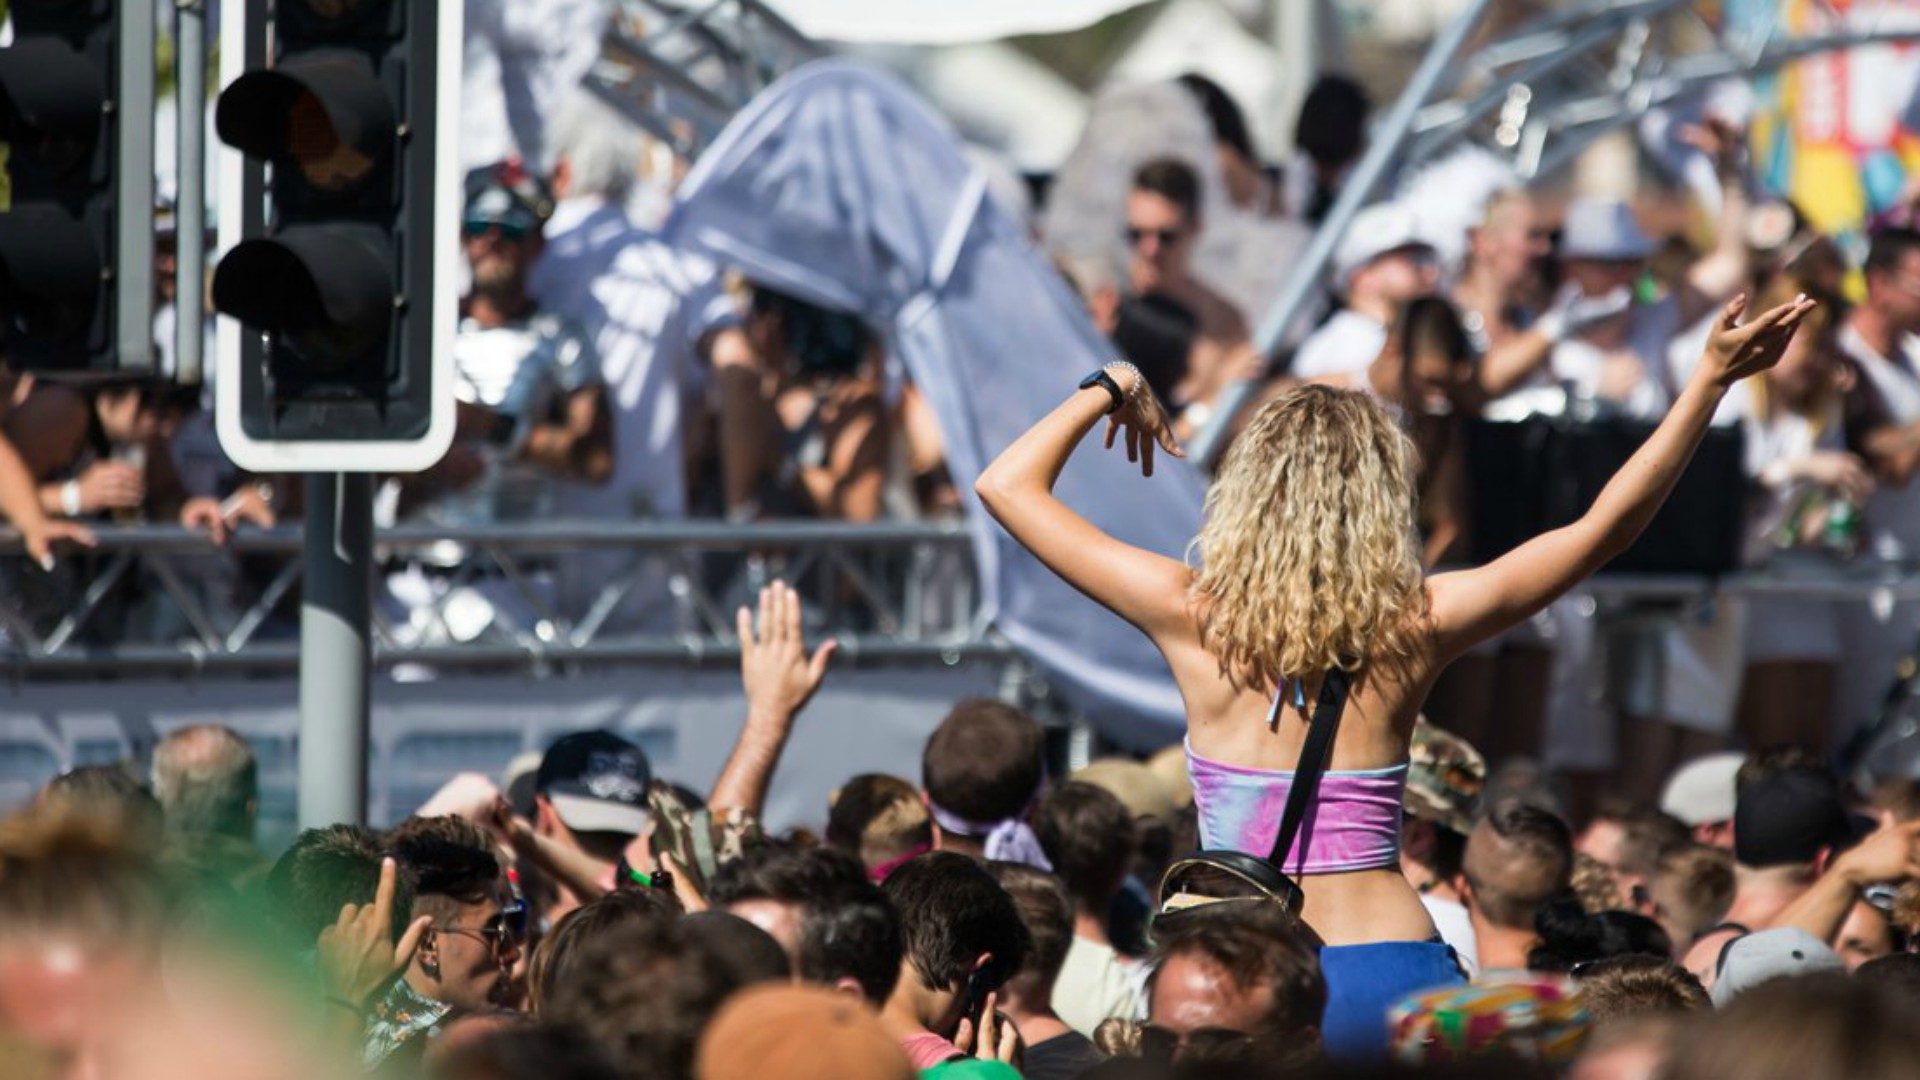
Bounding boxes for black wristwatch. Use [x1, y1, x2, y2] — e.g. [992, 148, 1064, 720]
[1079, 367, 1125, 414]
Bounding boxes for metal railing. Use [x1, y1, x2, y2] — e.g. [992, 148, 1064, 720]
[0, 520, 1005, 676]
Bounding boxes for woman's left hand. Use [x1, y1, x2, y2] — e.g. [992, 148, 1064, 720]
[1101, 366, 1184, 477]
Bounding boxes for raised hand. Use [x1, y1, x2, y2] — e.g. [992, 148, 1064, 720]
[1101, 365, 1184, 478]
[315, 857, 432, 1011]
[737, 580, 837, 723]
[1700, 293, 1818, 389]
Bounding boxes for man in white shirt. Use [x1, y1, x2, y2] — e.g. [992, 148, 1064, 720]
[1836, 227, 1920, 740]
[1290, 201, 1439, 385]
[528, 95, 749, 625]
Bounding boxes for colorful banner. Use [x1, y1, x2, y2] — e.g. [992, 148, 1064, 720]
[1744, 0, 1920, 238]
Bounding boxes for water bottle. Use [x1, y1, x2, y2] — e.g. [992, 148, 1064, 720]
[1824, 497, 1861, 558]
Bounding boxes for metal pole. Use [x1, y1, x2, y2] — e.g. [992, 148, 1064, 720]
[115, 0, 157, 373]
[174, 0, 207, 385]
[298, 473, 373, 828]
[1187, 0, 1496, 467]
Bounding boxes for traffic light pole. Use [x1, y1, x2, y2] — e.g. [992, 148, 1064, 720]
[173, 0, 207, 384]
[297, 473, 374, 828]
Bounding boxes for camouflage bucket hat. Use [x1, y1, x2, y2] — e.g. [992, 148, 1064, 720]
[1405, 717, 1486, 835]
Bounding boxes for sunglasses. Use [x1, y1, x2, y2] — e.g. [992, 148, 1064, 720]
[435, 898, 529, 958]
[464, 220, 531, 242]
[1125, 225, 1183, 248]
[1139, 1023, 1256, 1063]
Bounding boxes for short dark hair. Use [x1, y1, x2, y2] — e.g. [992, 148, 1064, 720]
[1590, 800, 1691, 881]
[1148, 903, 1326, 1062]
[1130, 157, 1202, 223]
[530, 888, 682, 1009]
[538, 914, 748, 1080]
[1527, 896, 1672, 973]
[1857, 952, 1920, 1002]
[1866, 227, 1920, 280]
[387, 816, 502, 918]
[799, 887, 902, 1006]
[988, 863, 1074, 991]
[1574, 955, 1709, 1023]
[1177, 73, 1256, 162]
[1295, 74, 1370, 166]
[707, 845, 903, 1005]
[826, 773, 930, 871]
[922, 700, 1046, 828]
[1734, 747, 1829, 795]
[882, 852, 1031, 995]
[680, 910, 792, 987]
[262, 824, 412, 949]
[1464, 800, 1574, 930]
[1034, 781, 1136, 907]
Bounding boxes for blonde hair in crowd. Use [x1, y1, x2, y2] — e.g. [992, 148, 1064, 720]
[1188, 385, 1428, 690]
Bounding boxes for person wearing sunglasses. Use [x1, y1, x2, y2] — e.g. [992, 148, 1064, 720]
[1140, 903, 1325, 1070]
[1121, 157, 1257, 426]
[388, 816, 526, 1019]
[410, 160, 612, 530]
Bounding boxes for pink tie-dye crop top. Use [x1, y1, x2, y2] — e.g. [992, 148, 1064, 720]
[1185, 738, 1406, 874]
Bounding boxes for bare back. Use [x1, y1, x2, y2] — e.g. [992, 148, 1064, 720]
[1150, 569, 1444, 945]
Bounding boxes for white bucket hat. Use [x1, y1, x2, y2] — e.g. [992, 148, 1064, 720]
[1334, 201, 1436, 288]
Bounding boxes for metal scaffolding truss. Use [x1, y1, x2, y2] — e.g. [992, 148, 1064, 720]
[1410, 0, 1920, 181]
[587, 0, 825, 158]
[0, 522, 997, 677]
[1190, 0, 1920, 464]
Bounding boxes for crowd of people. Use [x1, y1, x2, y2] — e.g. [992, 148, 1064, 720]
[14, 27, 1920, 1078]
[14, 578, 1920, 1078]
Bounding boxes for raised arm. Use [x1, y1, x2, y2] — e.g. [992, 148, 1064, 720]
[973, 363, 1193, 637]
[1428, 294, 1817, 657]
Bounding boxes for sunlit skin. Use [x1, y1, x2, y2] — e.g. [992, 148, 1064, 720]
[1125, 190, 1197, 298]
[1835, 901, 1893, 971]
[1148, 953, 1275, 1058]
[407, 879, 521, 1012]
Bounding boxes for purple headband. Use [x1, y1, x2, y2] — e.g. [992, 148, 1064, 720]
[925, 797, 1053, 871]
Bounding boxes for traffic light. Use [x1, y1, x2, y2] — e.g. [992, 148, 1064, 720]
[212, 0, 458, 473]
[0, 0, 155, 374]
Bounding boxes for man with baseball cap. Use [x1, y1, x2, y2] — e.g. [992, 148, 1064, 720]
[533, 730, 653, 918]
[445, 160, 612, 516]
[1290, 200, 1440, 386]
[1660, 751, 1743, 848]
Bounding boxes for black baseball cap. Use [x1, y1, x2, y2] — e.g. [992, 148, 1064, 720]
[1733, 766, 1869, 868]
[535, 731, 652, 836]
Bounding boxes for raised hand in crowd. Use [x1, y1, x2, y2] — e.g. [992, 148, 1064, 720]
[709, 580, 838, 817]
[1699, 293, 1820, 389]
[1100, 363, 1184, 478]
[1773, 819, 1920, 945]
[315, 857, 432, 1018]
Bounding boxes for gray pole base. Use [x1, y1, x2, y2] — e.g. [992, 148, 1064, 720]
[298, 473, 373, 828]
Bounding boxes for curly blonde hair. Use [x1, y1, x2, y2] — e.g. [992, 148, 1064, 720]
[1189, 385, 1428, 690]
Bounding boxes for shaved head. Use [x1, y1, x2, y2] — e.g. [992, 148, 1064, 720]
[1464, 800, 1574, 930]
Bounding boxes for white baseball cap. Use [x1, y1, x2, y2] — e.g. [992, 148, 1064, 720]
[1335, 202, 1436, 289]
[1660, 751, 1744, 826]
[1560, 196, 1656, 261]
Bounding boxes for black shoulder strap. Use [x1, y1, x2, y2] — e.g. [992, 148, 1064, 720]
[1269, 668, 1354, 868]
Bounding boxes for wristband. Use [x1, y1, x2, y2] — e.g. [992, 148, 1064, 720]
[59, 480, 81, 517]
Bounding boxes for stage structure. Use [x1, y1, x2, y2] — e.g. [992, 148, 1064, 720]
[1189, 0, 1920, 465]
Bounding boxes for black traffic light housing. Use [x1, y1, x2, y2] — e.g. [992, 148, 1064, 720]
[0, 0, 155, 374]
[213, 0, 456, 471]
